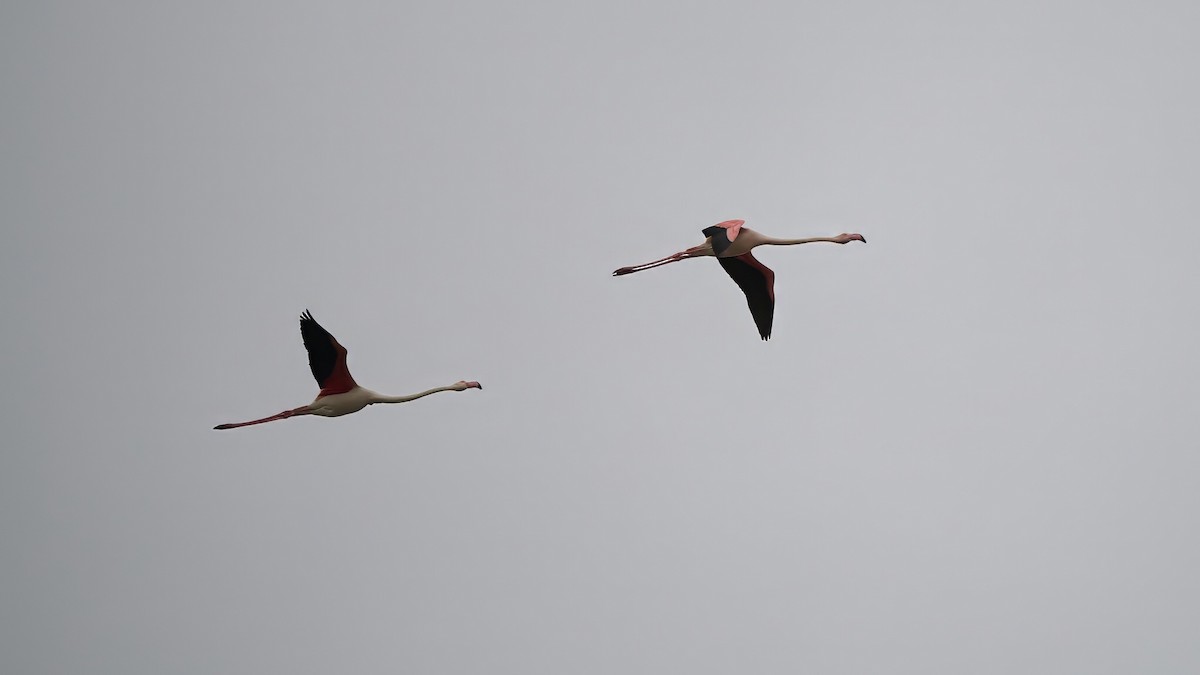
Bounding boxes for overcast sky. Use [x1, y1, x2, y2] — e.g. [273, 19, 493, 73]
[4, 1, 1200, 673]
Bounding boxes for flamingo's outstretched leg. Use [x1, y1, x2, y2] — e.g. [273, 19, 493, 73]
[613, 245, 710, 276]
[214, 405, 313, 430]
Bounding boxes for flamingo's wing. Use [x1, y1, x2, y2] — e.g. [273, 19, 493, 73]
[701, 219, 745, 256]
[716, 252, 776, 340]
[300, 311, 358, 395]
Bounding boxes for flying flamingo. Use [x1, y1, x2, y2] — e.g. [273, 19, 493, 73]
[612, 220, 866, 340]
[214, 311, 481, 430]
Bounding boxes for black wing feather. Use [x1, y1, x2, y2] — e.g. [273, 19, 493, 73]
[299, 310, 338, 387]
[702, 225, 734, 256]
[716, 257, 775, 340]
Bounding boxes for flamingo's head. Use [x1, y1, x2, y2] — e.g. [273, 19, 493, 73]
[453, 380, 483, 391]
[834, 233, 866, 244]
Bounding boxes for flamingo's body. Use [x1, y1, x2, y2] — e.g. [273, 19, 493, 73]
[613, 220, 866, 340]
[214, 311, 481, 430]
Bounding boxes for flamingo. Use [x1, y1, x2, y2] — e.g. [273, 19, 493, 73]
[612, 220, 866, 340]
[214, 311, 481, 430]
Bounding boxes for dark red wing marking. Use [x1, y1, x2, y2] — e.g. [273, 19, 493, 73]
[701, 219, 745, 256]
[716, 252, 776, 340]
[300, 310, 358, 395]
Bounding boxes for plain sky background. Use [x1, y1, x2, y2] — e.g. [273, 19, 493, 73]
[3, 1, 1199, 672]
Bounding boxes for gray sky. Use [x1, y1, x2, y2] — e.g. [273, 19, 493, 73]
[3, 0, 1199, 672]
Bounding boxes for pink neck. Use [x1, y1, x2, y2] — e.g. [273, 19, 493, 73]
[762, 236, 840, 246]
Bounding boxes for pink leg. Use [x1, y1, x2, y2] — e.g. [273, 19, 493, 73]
[613, 247, 706, 276]
[214, 405, 313, 430]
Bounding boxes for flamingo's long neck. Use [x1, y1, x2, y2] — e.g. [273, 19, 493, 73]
[761, 236, 841, 246]
[370, 386, 459, 404]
